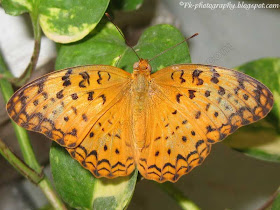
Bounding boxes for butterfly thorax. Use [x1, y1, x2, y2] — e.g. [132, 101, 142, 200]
[131, 59, 152, 154]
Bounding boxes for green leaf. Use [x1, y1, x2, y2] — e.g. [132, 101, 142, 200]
[1, 0, 32, 15]
[122, 0, 143, 11]
[39, 0, 110, 43]
[50, 143, 138, 209]
[56, 23, 190, 71]
[224, 58, 280, 162]
[55, 22, 127, 69]
[118, 24, 191, 73]
[272, 192, 280, 210]
[225, 121, 280, 162]
[2, 0, 110, 43]
[52, 23, 190, 208]
[113, 0, 143, 11]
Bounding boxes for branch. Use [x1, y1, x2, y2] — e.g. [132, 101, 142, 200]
[0, 138, 43, 184]
[157, 182, 200, 210]
[258, 187, 280, 210]
[11, 12, 42, 86]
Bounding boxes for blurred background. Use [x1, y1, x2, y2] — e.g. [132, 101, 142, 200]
[0, 0, 280, 209]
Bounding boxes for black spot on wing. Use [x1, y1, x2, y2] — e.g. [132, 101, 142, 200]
[88, 91, 94, 101]
[99, 94, 106, 104]
[210, 70, 220, 84]
[90, 132, 94, 137]
[107, 72, 111, 81]
[195, 111, 201, 119]
[206, 103, 210, 111]
[155, 136, 161, 141]
[176, 93, 183, 103]
[42, 92, 48, 99]
[79, 72, 90, 88]
[211, 77, 219, 84]
[62, 69, 72, 87]
[97, 71, 102, 84]
[70, 128, 77, 136]
[206, 125, 215, 133]
[33, 100, 39, 106]
[218, 86, 225, 96]
[205, 90, 210, 97]
[243, 94, 249, 100]
[71, 93, 78, 100]
[171, 72, 175, 80]
[56, 90, 64, 99]
[71, 106, 77, 114]
[82, 114, 88, 122]
[179, 70, 186, 83]
[37, 78, 47, 94]
[188, 90, 196, 99]
[192, 69, 204, 85]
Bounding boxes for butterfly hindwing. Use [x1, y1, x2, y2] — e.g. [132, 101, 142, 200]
[67, 93, 135, 178]
[7, 65, 131, 148]
[137, 89, 211, 182]
[137, 64, 273, 182]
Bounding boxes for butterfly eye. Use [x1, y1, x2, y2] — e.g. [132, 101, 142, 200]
[144, 64, 152, 72]
[133, 61, 140, 70]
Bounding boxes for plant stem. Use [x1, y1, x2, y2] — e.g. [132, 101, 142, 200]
[39, 179, 66, 210]
[0, 138, 43, 184]
[0, 63, 42, 173]
[13, 11, 41, 86]
[0, 50, 66, 210]
[258, 187, 280, 210]
[158, 182, 200, 210]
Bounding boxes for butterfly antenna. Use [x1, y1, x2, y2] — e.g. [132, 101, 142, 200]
[105, 13, 141, 60]
[148, 33, 199, 62]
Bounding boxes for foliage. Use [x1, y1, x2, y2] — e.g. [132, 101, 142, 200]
[0, 0, 279, 209]
[2, 0, 143, 43]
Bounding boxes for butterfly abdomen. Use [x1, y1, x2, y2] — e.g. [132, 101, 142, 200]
[131, 72, 151, 152]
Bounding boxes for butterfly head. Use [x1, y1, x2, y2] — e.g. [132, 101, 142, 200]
[133, 59, 152, 73]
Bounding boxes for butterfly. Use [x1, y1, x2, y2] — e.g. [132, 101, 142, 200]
[6, 58, 273, 183]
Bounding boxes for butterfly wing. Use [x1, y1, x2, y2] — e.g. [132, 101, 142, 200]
[67, 93, 135, 178]
[137, 64, 273, 182]
[7, 65, 131, 148]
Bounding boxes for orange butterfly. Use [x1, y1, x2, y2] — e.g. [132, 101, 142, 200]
[6, 56, 273, 182]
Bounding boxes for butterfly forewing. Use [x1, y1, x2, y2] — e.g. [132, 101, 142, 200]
[6, 65, 131, 148]
[152, 64, 273, 142]
[138, 64, 273, 182]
